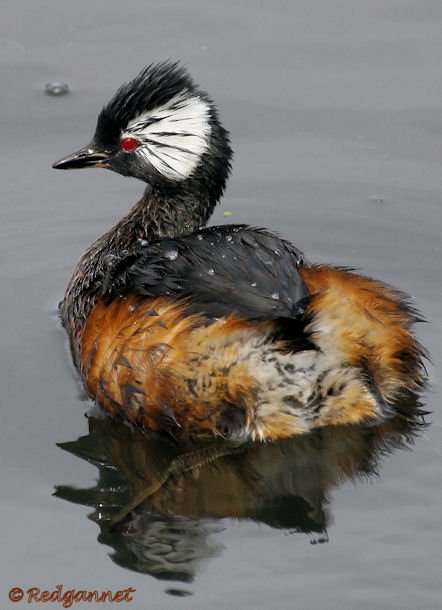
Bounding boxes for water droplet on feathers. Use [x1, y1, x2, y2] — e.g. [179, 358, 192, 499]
[165, 250, 178, 261]
[271, 292, 280, 300]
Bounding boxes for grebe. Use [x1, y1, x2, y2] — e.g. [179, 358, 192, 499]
[53, 61, 425, 442]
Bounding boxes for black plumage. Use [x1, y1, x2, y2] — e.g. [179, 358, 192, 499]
[102, 225, 308, 321]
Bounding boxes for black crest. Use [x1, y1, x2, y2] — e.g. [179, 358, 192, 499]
[94, 61, 202, 149]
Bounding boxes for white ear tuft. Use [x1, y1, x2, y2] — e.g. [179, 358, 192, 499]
[122, 93, 211, 180]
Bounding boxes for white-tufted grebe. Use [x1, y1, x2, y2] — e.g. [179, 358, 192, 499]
[53, 61, 426, 442]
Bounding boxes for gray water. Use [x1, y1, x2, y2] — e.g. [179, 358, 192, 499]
[1, 2, 441, 608]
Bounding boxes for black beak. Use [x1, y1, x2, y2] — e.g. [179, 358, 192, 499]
[52, 143, 111, 170]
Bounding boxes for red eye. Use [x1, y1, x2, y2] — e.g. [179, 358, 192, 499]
[120, 137, 139, 151]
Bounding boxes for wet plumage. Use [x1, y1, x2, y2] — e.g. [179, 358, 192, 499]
[53, 61, 426, 441]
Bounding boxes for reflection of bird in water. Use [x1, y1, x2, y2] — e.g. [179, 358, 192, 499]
[53, 61, 426, 441]
[55, 400, 426, 582]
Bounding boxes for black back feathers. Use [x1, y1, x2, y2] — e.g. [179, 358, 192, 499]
[102, 225, 309, 321]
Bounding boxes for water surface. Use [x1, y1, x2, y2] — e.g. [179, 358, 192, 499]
[1, 2, 441, 608]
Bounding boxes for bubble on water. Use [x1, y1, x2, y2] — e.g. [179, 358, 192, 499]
[369, 194, 385, 204]
[45, 82, 70, 96]
[207, 268, 215, 276]
[165, 249, 178, 261]
[251, 282, 257, 287]
[271, 292, 280, 300]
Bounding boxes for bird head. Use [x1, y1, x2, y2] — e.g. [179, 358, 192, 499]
[53, 61, 232, 205]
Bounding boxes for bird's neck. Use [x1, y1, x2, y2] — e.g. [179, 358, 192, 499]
[133, 185, 215, 240]
[60, 185, 214, 352]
